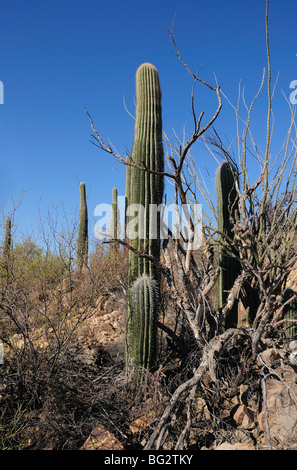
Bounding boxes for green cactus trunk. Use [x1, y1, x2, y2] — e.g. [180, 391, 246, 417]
[126, 63, 164, 281]
[77, 182, 88, 272]
[128, 274, 158, 386]
[281, 289, 297, 339]
[215, 161, 241, 330]
[126, 63, 164, 385]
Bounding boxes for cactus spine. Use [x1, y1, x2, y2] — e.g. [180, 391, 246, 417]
[126, 63, 164, 384]
[77, 182, 88, 271]
[215, 161, 240, 330]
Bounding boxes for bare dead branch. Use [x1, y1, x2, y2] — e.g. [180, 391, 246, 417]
[144, 328, 253, 449]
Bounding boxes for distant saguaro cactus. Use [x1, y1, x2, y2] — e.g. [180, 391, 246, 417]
[215, 161, 241, 330]
[111, 187, 119, 251]
[3, 217, 11, 259]
[126, 63, 164, 386]
[2, 217, 12, 279]
[77, 182, 88, 271]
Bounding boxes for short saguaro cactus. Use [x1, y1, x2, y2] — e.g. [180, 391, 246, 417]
[215, 161, 241, 330]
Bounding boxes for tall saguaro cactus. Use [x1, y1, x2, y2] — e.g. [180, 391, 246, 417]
[215, 161, 241, 330]
[126, 63, 164, 385]
[77, 182, 88, 271]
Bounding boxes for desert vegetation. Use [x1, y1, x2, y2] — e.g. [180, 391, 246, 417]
[1, 0, 297, 451]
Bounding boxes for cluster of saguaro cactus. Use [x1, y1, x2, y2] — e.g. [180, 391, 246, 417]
[215, 161, 241, 330]
[77, 182, 88, 272]
[125, 63, 164, 385]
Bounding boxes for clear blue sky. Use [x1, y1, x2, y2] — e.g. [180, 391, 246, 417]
[0, 0, 296, 246]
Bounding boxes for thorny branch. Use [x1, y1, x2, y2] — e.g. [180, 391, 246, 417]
[84, 106, 174, 180]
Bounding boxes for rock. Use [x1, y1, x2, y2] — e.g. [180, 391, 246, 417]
[214, 442, 255, 450]
[257, 348, 280, 367]
[76, 349, 97, 365]
[194, 397, 211, 420]
[289, 340, 297, 351]
[258, 365, 297, 447]
[239, 384, 249, 403]
[82, 425, 124, 450]
[286, 265, 297, 292]
[234, 429, 255, 446]
[289, 341, 297, 365]
[129, 411, 155, 434]
[238, 384, 259, 412]
[232, 404, 255, 430]
[101, 323, 115, 335]
[289, 351, 297, 366]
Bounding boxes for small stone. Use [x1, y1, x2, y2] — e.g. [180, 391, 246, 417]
[214, 442, 255, 450]
[129, 411, 155, 434]
[233, 404, 255, 430]
[289, 340, 297, 351]
[257, 365, 297, 447]
[234, 428, 255, 446]
[257, 348, 280, 367]
[289, 351, 297, 366]
[239, 384, 249, 405]
[82, 425, 124, 450]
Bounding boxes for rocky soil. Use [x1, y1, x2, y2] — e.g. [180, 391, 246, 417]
[4, 294, 297, 451]
[78, 306, 297, 451]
